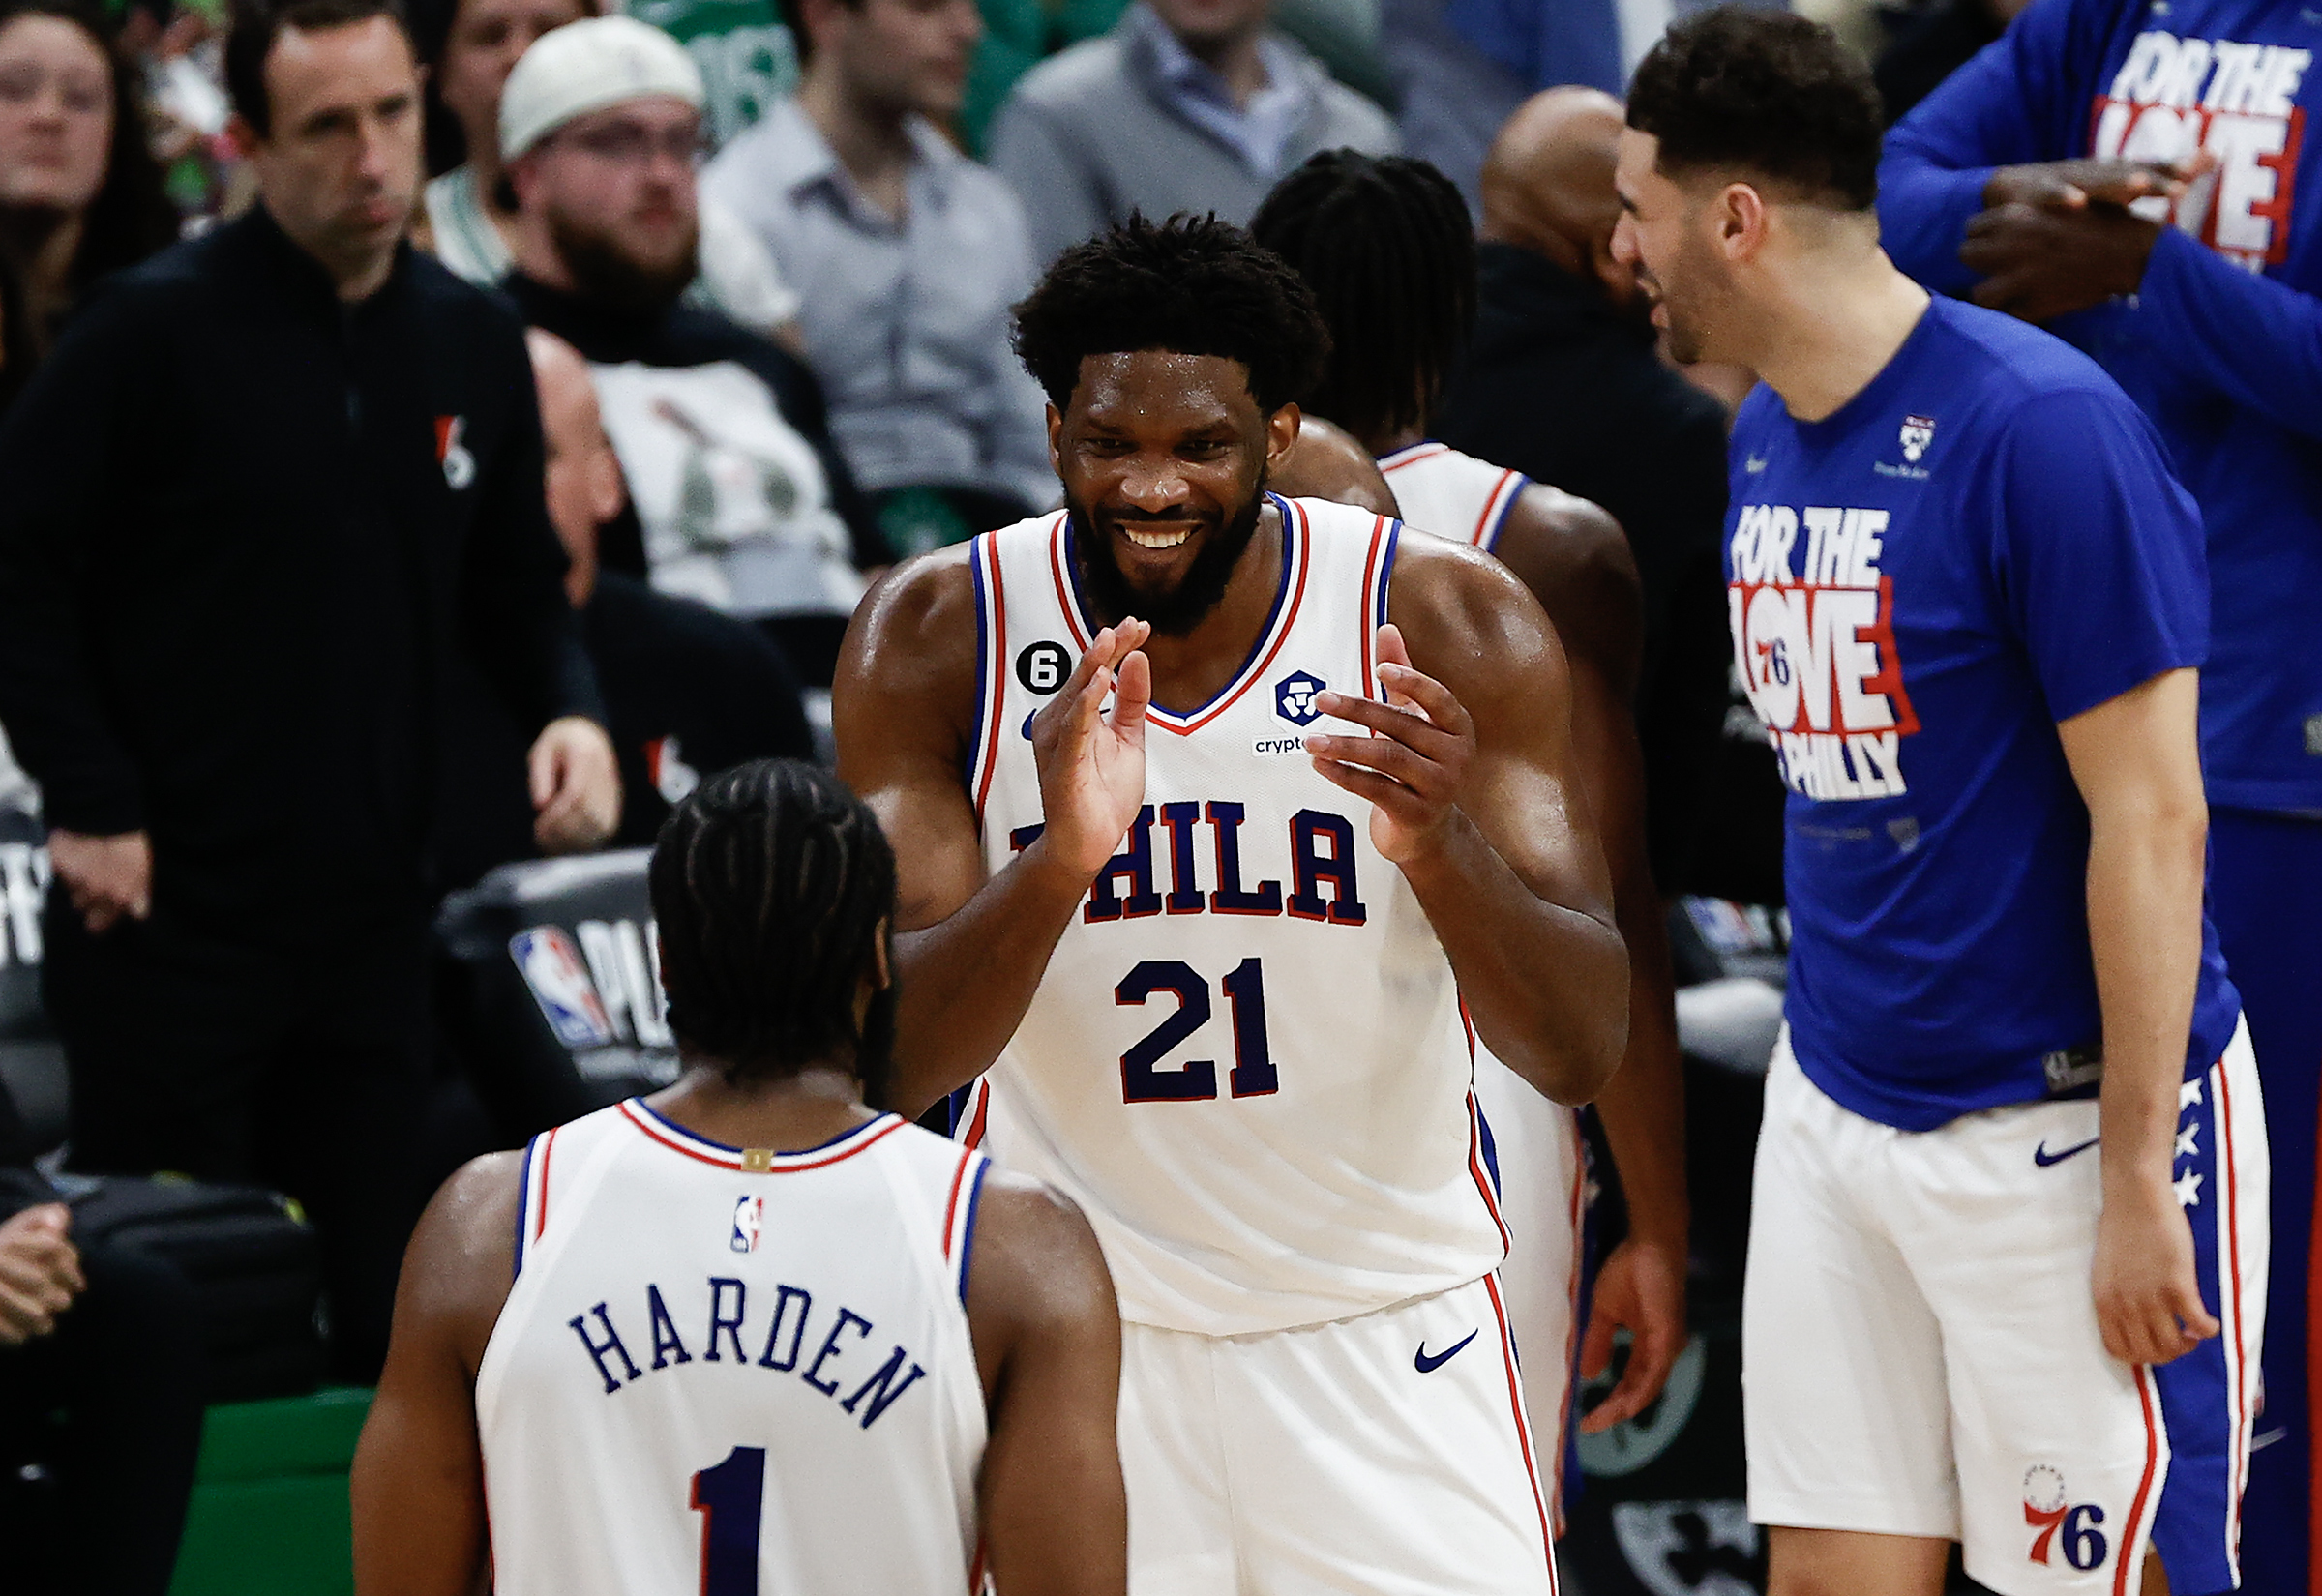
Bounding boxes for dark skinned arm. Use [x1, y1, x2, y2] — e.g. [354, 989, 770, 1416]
[832, 555, 1156, 1122]
[1307, 537, 1628, 1105]
[1489, 488, 1688, 1433]
[966, 1174, 1128, 1596]
[350, 1155, 520, 1596]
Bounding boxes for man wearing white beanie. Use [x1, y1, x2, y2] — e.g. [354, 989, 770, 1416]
[498, 14, 887, 690]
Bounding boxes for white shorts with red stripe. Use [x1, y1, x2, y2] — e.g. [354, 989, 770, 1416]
[1743, 1020, 2267, 1596]
[1471, 1048, 1588, 1530]
[1117, 1274, 1557, 1596]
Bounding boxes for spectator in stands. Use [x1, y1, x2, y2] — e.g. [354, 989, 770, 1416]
[0, 1082, 204, 1596]
[500, 15, 883, 687]
[532, 327, 814, 841]
[409, 0, 800, 339]
[702, 0, 1053, 555]
[0, 0, 177, 357]
[1433, 88, 1736, 894]
[0, 0, 619, 1382]
[987, 0, 1398, 265]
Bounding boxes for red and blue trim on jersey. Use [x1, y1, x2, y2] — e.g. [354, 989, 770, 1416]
[1047, 496, 1314, 736]
[1377, 442, 1529, 553]
[941, 1147, 991, 1306]
[1358, 515, 1400, 700]
[966, 531, 1012, 826]
[512, 1126, 559, 1280]
[616, 1099, 907, 1172]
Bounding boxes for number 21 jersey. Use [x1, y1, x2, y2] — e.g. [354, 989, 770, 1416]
[958, 495, 1508, 1337]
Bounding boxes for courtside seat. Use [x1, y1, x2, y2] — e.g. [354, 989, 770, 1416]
[168, 1387, 372, 1596]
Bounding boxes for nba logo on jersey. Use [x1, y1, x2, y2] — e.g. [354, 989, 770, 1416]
[1275, 671, 1326, 725]
[509, 927, 615, 1049]
[729, 1195, 763, 1255]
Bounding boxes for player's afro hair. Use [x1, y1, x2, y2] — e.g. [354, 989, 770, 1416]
[1626, 6, 1883, 212]
[1250, 150, 1474, 446]
[650, 759, 897, 1094]
[1011, 212, 1332, 416]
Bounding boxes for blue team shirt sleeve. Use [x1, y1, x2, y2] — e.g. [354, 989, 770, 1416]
[1878, 0, 2124, 295]
[2137, 228, 2322, 440]
[1987, 385, 2210, 724]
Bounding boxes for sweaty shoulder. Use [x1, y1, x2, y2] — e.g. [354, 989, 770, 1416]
[408, 1150, 524, 1370]
[963, 1168, 1116, 1362]
[834, 542, 984, 761]
[1387, 528, 1564, 681]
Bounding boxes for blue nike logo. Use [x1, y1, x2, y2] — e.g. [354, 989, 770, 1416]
[2034, 1136, 2100, 1167]
[1414, 1330, 1478, 1373]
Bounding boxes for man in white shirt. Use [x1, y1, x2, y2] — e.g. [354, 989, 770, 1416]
[703, 0, 1054, 552]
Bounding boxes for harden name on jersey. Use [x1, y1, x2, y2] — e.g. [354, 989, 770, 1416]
[1728, 499, 1919, 803]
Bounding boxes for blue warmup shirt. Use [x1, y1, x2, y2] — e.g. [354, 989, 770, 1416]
[1881, 0, 2322, 815]
[1729, 296, 2241, 1131]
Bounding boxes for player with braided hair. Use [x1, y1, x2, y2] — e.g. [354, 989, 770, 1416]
[1253, 150, 1691, 1499]
[352, 759, 1129, 1596]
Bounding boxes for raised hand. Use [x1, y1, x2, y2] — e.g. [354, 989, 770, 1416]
[1029, 620, 1154, 878]
[1305, 623, 1477, 865]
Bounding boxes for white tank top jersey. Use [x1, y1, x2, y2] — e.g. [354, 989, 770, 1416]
[1379, 441, 1531, 553]
[955, 494, 1509, 1338]
[474, 1101, 992, 1596]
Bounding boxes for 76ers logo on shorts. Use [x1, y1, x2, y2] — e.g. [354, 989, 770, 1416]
[2024, 1465, 2110, 1570]
[730, 1196, 763, 1255]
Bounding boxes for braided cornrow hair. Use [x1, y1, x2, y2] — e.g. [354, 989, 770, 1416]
[1248, 150, 1477, 446]
[649, 759, 897, 1090]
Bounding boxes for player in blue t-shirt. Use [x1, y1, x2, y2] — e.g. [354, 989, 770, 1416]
[1616, 14, 2266, 1596]
[1881, 3, 2322, 1581]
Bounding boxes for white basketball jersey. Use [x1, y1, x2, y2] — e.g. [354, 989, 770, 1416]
[476, 1102, 990, 1596]
[1377, 442, 1590, 1509]
[957, 494, 1507, 1338]
[1380, 441, 1530, 552]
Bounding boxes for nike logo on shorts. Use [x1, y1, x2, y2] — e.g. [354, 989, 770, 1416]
[2033, 1136, 2100, 1167]
[1414, 1330, 1478, 1373]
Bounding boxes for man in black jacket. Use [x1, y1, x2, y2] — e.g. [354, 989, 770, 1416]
[494, 15, 886, 690]
[1434, 86, 1736, 895]
[0, 0, 619, 1378]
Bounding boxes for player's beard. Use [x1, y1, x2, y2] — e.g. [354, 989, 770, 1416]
[1653, 227, 1724, 367]
[548, 204, 700, 313]
[1068, 479, 1268, 637]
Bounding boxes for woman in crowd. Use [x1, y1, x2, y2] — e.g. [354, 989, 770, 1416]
[414, 0, 799, 340]
[0, 0, 175, 361]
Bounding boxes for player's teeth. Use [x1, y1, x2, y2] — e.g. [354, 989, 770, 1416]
[1125, 527, 1193, 549]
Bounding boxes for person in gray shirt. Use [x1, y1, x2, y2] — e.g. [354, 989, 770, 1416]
[702, 0, 1054, 551]
[988, 0, 1398, 267]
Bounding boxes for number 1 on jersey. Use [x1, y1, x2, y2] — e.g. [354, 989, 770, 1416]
[691, 1445, 766, 1595]
[1116, 958, 1275, 1101]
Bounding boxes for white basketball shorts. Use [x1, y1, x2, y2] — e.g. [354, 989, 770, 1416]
[1744, 1022, 2267, 1596]
[1118, 1275, 1558, 1596]
[1472, 1049, 1588, 1526]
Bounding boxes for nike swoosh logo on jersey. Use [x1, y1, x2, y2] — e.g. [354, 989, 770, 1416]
[2033, 1136, 2100, 1167]
[1744, 455, 1769, 473]
[1414, 1330, 1478, 1373]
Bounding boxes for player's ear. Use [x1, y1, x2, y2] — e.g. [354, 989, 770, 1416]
[1046, 402, 1064, 478]
[1265, 402, 1301, 470]
[1719, 181, 1769, 262]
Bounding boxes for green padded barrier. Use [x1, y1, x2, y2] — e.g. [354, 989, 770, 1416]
[169, 1387, 373, 1596]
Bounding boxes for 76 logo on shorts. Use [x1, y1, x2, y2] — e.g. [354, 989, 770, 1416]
[2024, 1466, 2109, 1571]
